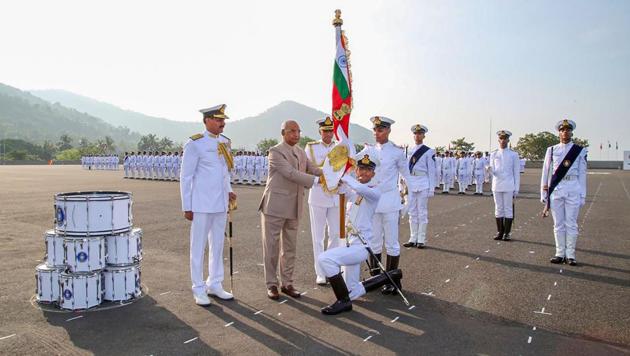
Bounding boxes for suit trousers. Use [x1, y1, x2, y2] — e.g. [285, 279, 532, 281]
[261, 213, 299, 288]
[372, 211, 400, 256]
[408, 189, 429, 225]
[308, 205, 341, 279]
[317, 244, 368, 300]
[493, 191, 514, 218]
[190, 212, 227, 294]
[551, 189, 581, 259]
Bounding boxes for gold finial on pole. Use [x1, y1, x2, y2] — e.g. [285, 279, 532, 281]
[333, 9, 343, 26]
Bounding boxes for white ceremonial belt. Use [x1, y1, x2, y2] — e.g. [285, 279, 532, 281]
[562, 175, 577, 181]
[411, 171, 427, 177]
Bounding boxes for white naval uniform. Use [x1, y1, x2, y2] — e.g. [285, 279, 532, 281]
[305, 141, 341, 280]
[472, 158, 485, 194]
[488, 148, 520, 218]
[359, 141, 410, 256]
[457, 157, 470, 193]
[123, 155, 130, 176]
[434, 156, 443, 188]
[406, 144, 436, 245]
[180, 131, 233, 294]
[317, 175, 381, 301]
[541, 142, 587, 259]
[442, 157, 455, 192]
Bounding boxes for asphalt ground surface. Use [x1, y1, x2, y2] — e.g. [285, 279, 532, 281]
[0, 165, 629, 355]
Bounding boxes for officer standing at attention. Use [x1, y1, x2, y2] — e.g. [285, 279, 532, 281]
[402, 124, 436, 249]
[305, 116, 341, 285]
[359, 116, 410, 294]
[541, 119, 587, 266]
[488, 130, 520, 241]
[180, 104, 237, 306]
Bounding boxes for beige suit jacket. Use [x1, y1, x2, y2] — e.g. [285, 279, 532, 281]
[259, 141, 322, 220]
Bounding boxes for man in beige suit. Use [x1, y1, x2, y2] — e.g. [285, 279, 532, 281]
[259, 120, 322, 300]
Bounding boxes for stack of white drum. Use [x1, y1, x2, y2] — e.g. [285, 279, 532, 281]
[35, 191, 143, 310]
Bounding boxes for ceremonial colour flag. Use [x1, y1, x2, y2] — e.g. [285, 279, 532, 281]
[322, 9, 356, 191]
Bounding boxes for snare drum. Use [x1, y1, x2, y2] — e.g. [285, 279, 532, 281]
[59, 271, 102, 310]
[64, 236, 105, 272]
[44, 230, 65, 267]
[35, 263, 65, 304]
[102, 264, 142, 301]
[54, 191, 132, 236]
[105, 228, 142, 266]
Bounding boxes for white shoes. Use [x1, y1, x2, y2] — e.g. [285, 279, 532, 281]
[316, 276, 327, 285]
[207, 286, 234, 300]
[193, 292, 212, 306]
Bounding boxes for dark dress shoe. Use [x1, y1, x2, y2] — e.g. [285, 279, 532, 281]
[567, 258, 577, 266]
[550, 256, 565, 264]
[281, 285, 301, 298]
[402, 242, 416, 248]
[267, 286, 279, 300]
[321, 300, 352, 315]
[493, 234, 503, 240]
[416, 243, 425, 249]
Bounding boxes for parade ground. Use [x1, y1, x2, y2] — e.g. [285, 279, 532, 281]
[0, 165, 629, 355]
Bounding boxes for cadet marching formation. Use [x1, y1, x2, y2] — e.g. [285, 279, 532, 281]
[121, 151, 182, 180]
[93, 103, 584, 315]
[81, 155, 120, 170]
[231, 152, 268, 185]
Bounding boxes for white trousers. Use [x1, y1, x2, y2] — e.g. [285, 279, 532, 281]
[474, 174, 484, 193]
[372, 211, 400, 256]
[408, 189, 429, 225]
[458, 174, 467, 192]
[551, 189, 581, 258]
[309, 205, 342, 279]
[493, 191, 514, 218]
[190, 212, 227, 293]
[442, 172, 452, 192]
[317, 244, 368, 300]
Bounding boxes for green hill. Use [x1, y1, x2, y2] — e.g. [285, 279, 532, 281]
[31, 90, 375, 149]
[0, 83, 140, 150]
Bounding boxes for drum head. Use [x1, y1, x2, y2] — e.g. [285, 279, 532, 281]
[55, 191, 131, 201]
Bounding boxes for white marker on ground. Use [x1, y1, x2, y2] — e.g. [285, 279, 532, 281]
[254, 310, 263, 315]
[279, 300, 288, 304]
[66, 315, 84, 322]
[225, 322, 234, 327]
[554, 281, 557, 286]
[184, 337, 198, 344]
[547, 294, 552, 301]
[445, 279, 450, 283]
[465, 265, 470, 269]
[408, 305, 416, 310]
[0, 334, 16, 341]
[159, 291, 172, 296]
[390, 316, 399, 323]
[363, 335, 373, 342]
[527, 336, 532, 344]
[532, 326, 537, 331]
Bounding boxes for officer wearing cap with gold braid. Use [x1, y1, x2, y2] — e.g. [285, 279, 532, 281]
[180, 104, 237, 306]
[541, 119, 587, 266]
[305, 116, 341, 285]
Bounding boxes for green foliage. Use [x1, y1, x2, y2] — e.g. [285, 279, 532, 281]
[434, 146, 446, 154]
[257, 138, 278, 154]
[55, 148, 82, 161]
[137, 134, 179, 152]
[514, 131, 589, 160]
[298, 136, 315, 149]
[450, 137, 475, 152]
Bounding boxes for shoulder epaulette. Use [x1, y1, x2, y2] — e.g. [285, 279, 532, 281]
[220, 134, 231, 141]
[306, 141, 319, 146]
[190, 133, 203, 140]
[392, 142, 404, 150]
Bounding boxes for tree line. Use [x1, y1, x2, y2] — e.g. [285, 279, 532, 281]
[0, 133, 183, 161]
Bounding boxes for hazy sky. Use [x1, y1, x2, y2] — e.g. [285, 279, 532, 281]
[1, 0, 629, 157]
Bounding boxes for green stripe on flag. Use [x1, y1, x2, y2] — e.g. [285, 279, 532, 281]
[333, 63, 350, 100]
